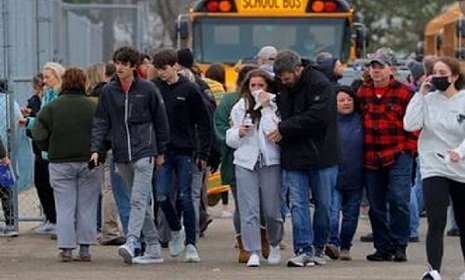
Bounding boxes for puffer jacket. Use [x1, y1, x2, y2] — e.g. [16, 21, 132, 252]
[226, 98, 280, 171]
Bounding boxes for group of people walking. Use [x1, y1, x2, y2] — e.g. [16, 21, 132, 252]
[1, 43, 464, 280]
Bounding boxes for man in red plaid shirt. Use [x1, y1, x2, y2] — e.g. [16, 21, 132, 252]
[357, 48, 416, 262]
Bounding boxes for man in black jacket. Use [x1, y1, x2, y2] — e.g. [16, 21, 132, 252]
[152, 48, 211, 263]
[90, 46, 170, 265]
[269, 50, 335, 267]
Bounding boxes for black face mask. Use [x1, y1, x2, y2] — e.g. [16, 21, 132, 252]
[431, 76, 451, 92]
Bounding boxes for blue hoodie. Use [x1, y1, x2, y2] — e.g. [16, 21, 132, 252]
[337, 112, 364, 190]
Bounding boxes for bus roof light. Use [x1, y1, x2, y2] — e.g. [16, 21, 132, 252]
[206, 0, 219, 12]
[219, 0, 232, 12]
[312, 1, 325, 12]
[324, 1, 338, 12]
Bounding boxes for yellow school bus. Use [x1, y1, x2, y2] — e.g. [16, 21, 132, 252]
[176, 0, 368, 91]
[422, 3, 464, 60]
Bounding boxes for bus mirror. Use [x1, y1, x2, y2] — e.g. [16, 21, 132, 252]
[354, 24, 370, 57]
[457, 19, 465, 38]
[177, 21, 189, 40]
[415, 41, 424, 61]
[435, 35, 443, 51]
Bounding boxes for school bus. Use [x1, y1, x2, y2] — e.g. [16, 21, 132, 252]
[176, 0, 368, 91]
[422, 3, 464, 60]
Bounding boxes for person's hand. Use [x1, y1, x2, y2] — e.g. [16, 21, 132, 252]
[155, 154, 165, 170]
[18, 118, 28, 127]
[0, 157, 10, 165]
[238, 125, 250, 138]
[90, 152, 99, 166]
[446, 150, 461, 162]
[21, 107, 32, 117]
[259, 91, 271, 108]
[419, 76, 433, 96]
[268, 128, 282, 143]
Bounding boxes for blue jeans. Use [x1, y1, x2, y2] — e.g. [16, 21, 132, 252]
[284, 169, 314, 255]
[329, 188, 363, 250]
[110, 159, 130, 235]
[284, 166, 333, 255]
[310, 165, 337, 250]
[155, 151, 196, 246]
[366, 152, 412, 250]
[410, 156, 422, 238]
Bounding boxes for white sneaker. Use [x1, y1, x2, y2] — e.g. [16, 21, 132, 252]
[118, 241, 136, 264]
[247, 253, 260, 267]
[34, 221, 56, 235]
[420, 270, 441, 280]
[267, 245, 281, 265]
[287, 253, 314, 267]
[2, 225, 18, 237]
[133, 244, 163, 264]
[184, 244, 201, 263]
[459, 272, 465, 280]
[221, 210, 232, 218]
[169, 227, 185, 257]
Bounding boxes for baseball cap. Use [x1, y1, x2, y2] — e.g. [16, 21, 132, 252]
[257, 46, 277, 61]
[368, 51, 393, 66]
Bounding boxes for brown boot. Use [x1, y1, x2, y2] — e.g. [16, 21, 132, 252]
[236, 234, 249, 263]
[261, 227, 270, 259]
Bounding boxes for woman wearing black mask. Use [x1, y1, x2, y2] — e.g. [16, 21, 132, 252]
[404, 56, 465, 280]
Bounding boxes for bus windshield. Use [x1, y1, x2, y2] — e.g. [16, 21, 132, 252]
[192, 17, 350, 64]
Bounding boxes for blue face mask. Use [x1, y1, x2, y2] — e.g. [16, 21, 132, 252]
[431, 76, 451, 92]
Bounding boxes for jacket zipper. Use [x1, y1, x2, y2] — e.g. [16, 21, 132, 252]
[148, 125, 153, 146]
[124, 85, 132, 162]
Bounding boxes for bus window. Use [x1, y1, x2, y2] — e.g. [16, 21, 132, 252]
[192, 17, 349, 64]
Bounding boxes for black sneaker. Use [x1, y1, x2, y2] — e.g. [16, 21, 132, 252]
[360, 233, 373, 242]
[366, 250, 392, 261]
[446, 228, 460, 237]
[409, 236, 420, 243]
[159, 241, 169, 248]
[393, 246, 407, 262]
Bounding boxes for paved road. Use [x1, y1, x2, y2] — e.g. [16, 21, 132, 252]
[0, 211, 463, 280]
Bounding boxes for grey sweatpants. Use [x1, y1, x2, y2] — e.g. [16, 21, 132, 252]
[235, 164, 284, 253]
[117, 157, 159, 245]
[49, 162, 102, 249]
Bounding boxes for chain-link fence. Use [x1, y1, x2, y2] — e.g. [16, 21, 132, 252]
[0, 0, 154, 232]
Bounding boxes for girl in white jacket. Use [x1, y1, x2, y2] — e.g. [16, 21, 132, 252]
[403, 56, 465, 280]
[226, 69, 283, 267]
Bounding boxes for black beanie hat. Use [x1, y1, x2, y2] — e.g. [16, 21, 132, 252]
[177, 48, 194, 69]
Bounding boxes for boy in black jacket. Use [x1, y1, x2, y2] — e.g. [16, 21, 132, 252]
[152, 48, 212, 263]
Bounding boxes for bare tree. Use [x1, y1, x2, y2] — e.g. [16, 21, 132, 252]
[151, 0, 197, 46]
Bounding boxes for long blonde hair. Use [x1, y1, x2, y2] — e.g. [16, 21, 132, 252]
[86, 63, 105, 94]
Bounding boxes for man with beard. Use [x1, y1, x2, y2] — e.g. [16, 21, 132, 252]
[269, 50, 334, 267]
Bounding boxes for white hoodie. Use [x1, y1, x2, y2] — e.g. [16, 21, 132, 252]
[403, 89, 465, 183]
[226, 98, 280, 171]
